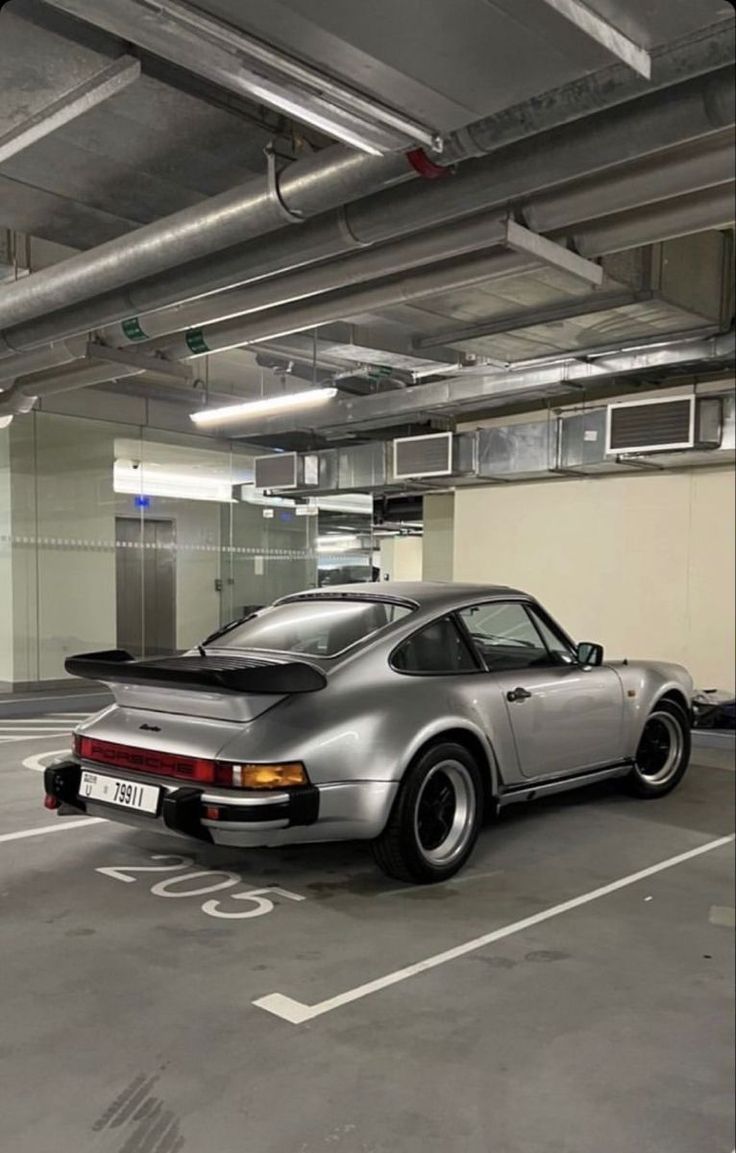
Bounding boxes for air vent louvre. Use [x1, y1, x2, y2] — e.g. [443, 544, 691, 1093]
[606, 397, 721, 454]
[393, 433, 453, 479]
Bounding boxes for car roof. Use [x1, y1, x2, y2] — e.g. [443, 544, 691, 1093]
[282, 581, 529, 610]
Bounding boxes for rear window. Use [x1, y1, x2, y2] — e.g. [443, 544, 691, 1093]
[211, 599, 413, 657]
[392, 616, 478, 675]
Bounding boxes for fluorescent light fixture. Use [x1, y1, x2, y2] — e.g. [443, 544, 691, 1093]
[191, 388, 338, 428]
[114, 460, 234, 502]
[45, 0, 439, 154]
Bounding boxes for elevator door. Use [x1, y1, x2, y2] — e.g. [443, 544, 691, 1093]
[116, 517, 176, 657]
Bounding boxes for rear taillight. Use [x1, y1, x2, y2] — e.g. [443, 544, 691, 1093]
[73, 735, 307, 789]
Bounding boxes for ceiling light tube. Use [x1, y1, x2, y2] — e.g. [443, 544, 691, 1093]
[191, 387, 338, 428]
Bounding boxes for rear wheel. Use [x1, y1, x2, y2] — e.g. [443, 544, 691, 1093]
[625, 700, 690, 797]
[372, 742, 484, 884]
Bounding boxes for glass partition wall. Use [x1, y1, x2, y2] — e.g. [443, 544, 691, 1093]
[0, 411, 376, 689]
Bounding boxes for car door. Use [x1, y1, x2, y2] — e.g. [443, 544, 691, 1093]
[457, 601, 624, 780]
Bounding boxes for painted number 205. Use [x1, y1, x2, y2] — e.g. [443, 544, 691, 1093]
[96, 855, 305, 920]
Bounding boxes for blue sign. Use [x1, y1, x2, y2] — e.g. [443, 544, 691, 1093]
[134, 495, 151, 509]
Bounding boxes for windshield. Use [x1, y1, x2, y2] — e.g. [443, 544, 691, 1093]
[211, 598, 414, 657]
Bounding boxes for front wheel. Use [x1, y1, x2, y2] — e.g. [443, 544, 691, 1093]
[372, 742, 484, 884]
[624, 700, 691, 797]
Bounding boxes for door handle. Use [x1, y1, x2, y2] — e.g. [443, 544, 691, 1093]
[507, 686, 532, 702]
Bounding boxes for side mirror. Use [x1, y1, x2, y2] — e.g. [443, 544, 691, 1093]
[577, 641, 604, 667]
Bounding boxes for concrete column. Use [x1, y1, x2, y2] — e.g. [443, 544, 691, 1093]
[422, 493, 454, 581]
[380, 536, 423, 581]
[0, 425, 13, 685]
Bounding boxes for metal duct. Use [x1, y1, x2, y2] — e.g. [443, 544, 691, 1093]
[336, 69, 736, 247]
[121, 213, 509, 357]
[0, 337, 87, 384]
[476, 422, 555, 479]
[131, 187, 734, 363]
[0, 144, 413, 334]
[0, 358, 144, 415]
[124, 135, 736, 356]
[263, 390, 734, 495]
[573, 183, 736, 256]
[338, 442, 387, 490]
[144, 250, 536, 360]
[1, 67, 733, 359]
[224, 333, 735, 438]
[524, 132, 735, 232]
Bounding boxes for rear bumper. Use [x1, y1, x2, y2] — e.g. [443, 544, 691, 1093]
[44, 760, 397, 846]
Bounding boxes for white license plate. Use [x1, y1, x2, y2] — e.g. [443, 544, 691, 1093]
[80, 771, 161, 815]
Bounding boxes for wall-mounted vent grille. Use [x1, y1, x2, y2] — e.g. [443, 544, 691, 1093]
[606, 397, 721, 454]
[393, 433, 453, 479]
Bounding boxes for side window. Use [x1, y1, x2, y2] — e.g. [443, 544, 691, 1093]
[458, 602, 552, 672]
[392, 616, 477, 675]
[525, 606, 576, 665]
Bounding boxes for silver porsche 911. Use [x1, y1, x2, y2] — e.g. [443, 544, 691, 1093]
[45, 582, 693, 883]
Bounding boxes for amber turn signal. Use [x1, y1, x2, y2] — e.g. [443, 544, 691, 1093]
[232, 762, 308, 789]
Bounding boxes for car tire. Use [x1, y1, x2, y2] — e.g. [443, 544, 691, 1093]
[624, 699, 691, 798]
[372, 742, 484, 884]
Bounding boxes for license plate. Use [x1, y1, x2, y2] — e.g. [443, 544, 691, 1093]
[80, 771, 161, 815]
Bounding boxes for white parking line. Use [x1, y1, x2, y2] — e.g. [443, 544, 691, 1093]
[0, 818, 106, 845]
[254, 833, 736, 1024]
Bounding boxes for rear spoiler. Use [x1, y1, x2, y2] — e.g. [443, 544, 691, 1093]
[64, 650, 326, 694]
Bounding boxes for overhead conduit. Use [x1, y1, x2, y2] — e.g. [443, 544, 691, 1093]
[92, 132, 735, 354]
[0, 143, 414, 334]
[109, 179, 736, 363]
[6, 178, 733, 417]
[0, 66, 733, 366]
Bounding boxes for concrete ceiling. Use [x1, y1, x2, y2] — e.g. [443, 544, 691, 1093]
[0, 0, 733, 436]
[192, 0, 732, 130]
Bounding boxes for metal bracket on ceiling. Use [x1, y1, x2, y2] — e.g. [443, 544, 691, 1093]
[86, 342, 193, 380]
[504, 219, 604, 286]
[264, 145, 304, 225]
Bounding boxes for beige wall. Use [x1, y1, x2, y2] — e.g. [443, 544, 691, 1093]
[422, 493, 455, 581]
[380, 536, 423, 581]
[453, 466, 735, 691]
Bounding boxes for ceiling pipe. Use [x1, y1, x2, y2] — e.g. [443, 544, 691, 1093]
[1, 171, 731, 402]
[0, 337, 88, 384]
[2, 174, 732, 398]
[128, 184, 736, 363]
[0, 359, 144, 415]
[0, 143, 414, 334]
[572, 182, 736, 256]
[0, 67, 733, 360]
[129, 214, 509, 356]
[2, 135, 731, 390]
[96, 134, 735, 352]
[524, 132, 734, 232]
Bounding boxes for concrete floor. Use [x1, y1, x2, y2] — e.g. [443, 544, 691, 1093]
[1, 720, 733, 1153]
